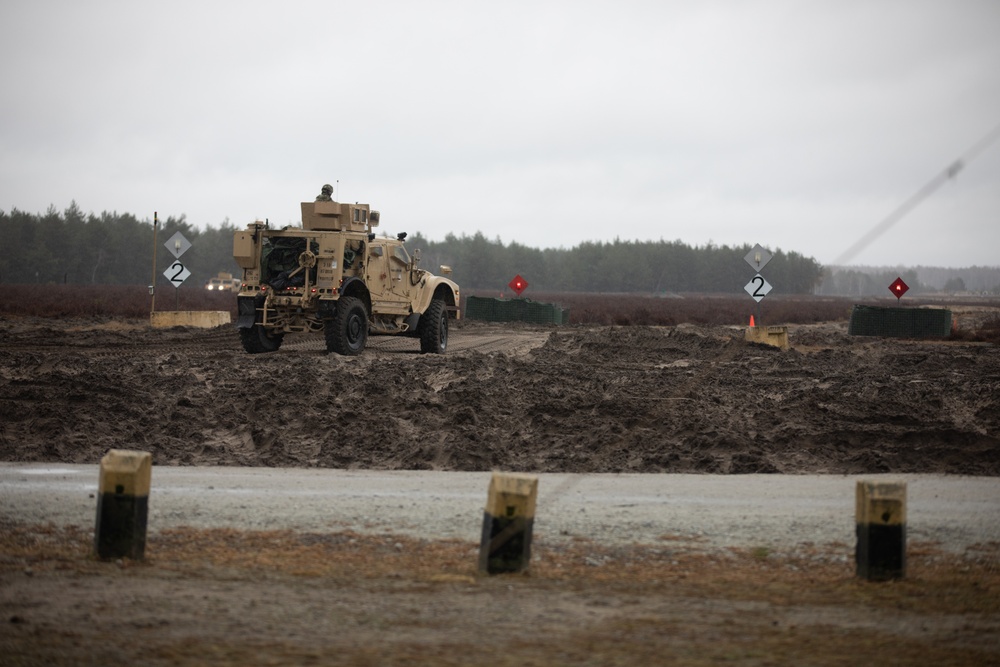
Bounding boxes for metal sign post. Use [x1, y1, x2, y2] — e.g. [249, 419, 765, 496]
[741, 243, 788, 349]
[150, 212, 158, 316]
[741, 243, 789, 348]
[743, 244, 773, 326]
[163, 231, 192, 310]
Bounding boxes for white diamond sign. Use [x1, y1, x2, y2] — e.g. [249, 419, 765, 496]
[744, 274, 772, 302]
[744, 244, 772, 272]
[163, 260, 191, 288]
[165, 231, 191, 259]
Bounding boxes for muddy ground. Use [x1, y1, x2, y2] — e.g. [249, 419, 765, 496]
[2, 314, 999, 665]
[1, 315, 998, 475]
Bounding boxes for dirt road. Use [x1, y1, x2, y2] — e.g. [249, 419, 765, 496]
[3, 464, 999, 552]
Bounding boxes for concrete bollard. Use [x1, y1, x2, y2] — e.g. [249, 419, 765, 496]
[478, 472, 538, 575]
[150, 310, 231, 328]
[94, 449, 152, 560]
[855, 480, 907, 581]
[744, 325, 789, 350]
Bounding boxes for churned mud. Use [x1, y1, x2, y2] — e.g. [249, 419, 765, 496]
[1, 316, 998, 475]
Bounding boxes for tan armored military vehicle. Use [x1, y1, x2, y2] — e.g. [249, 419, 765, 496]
[233, 197, 460, 355]
[205, 271, 240, 292]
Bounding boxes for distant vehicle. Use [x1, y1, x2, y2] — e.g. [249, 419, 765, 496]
[205, 272, 240, 292]
[232, 196, 461, 355]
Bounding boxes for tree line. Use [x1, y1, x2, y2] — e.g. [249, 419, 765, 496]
[407, 231, 824, 294]
[2, 203, 828, 293]
[0, 203, 240, 289]
[815, 265, 1000, 296]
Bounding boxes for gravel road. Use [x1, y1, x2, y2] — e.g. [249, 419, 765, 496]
[3, 463, 998, 554]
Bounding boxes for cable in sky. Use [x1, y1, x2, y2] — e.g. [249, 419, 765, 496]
[832, 121, 1000, 266]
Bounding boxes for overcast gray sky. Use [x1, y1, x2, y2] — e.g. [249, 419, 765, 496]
[2, 0, 998, 268]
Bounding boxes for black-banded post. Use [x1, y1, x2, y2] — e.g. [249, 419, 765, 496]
[94, 449, 152, 560]
[478, 472, 538, 575]
[855, 480, 907, 581]
[150, 211, 158, 315]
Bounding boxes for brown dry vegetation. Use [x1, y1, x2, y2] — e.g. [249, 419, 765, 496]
[527, 290, 1000, 341]
[4, 285, 1000, 343]
[0, 284, 236, 319]
[530, 291, 858, 326]
[2, 521, 999, 667]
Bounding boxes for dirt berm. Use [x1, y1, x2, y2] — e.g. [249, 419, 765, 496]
[1, 316, 997, 475]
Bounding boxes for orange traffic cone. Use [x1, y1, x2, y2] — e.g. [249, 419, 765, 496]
[749, 315, 755, 327]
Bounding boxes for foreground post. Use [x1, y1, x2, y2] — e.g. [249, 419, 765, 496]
[95, 449, 152, 560]
[855, 481, 907, 581]
[479, 472, 538, 575]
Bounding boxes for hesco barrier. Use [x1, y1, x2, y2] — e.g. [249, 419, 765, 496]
[465, 296, 569, 325]
[848, 305, 952, 338]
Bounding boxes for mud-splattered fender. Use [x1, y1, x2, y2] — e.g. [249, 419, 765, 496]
[236, 295, 261, 329]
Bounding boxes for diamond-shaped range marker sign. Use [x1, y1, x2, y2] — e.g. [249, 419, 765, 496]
[744, 274, 773, 303]
[889, 277, 909, 301]
[165, 231, 191, 259]
[163, 260, 191, 288]
[744, 244, 773, 272]
[509, 274, 528, 297]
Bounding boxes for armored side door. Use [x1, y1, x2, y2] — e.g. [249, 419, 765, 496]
[365, 242, 391, 299]
[365, 241, 410, 316]
[386, 244, 413, 303]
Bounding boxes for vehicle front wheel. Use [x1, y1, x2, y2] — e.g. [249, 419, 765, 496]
[419, 299, 448, 354]
[239, 324, 284, 354]
[326, 296, 368, 355]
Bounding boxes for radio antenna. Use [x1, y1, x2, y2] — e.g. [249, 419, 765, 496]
[832, 121, 1000, 266]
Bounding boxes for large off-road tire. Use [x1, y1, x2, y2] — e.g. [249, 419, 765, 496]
[239, 324, 284, 354]
[419, 299, 448, 354]
[326, 296, 368, 355]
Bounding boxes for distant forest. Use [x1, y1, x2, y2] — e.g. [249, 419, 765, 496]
[2, 203, 996, 295]
[0, 204, 239, 291]
[816, 265, 1000, 296]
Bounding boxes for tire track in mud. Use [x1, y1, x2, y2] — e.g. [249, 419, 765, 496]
[1, 324, 548, 360]
[0, 325, 237, 360]
[279, 329, 550, 356]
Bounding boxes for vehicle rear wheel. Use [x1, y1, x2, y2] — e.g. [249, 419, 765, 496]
[419, 299, 448, 354]
[239, 324, 284, 354]
[326, 296, 368, 355]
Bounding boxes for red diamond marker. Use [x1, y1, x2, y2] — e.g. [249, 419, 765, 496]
[889, 277, 909, 301]
[509, 274, 528, 297]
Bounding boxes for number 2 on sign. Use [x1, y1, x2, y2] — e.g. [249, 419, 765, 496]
[744, 273, 772, 302]
[170, 262, 185, 282]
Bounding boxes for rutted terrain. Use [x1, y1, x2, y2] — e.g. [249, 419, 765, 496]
[1, 317, 997, 475]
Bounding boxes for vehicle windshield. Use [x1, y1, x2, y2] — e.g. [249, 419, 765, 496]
[392, 246, 410, 266]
